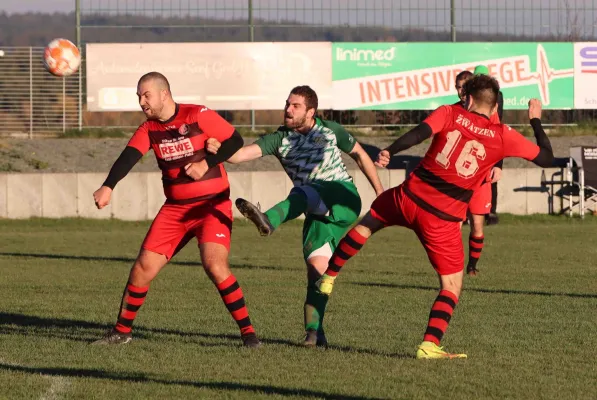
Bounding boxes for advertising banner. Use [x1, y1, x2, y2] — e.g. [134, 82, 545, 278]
[574, 42, 597, 109]
[86, 42, 332, 111]
[332, 43, 574, 110]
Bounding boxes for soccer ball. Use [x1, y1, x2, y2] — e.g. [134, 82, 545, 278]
[43, 39, 81, 77]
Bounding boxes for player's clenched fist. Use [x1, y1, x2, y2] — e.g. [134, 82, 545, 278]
[206, 138, 221, 154]
[185, 159, 209, 180]
[375, 149, 391, 168]
[93, 186, 112, 209]
[528, 98, 542, 120]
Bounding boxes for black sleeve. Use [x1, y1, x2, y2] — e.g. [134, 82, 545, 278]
[497, 91, 504, 121]
[491, 92, 504, 169]
[102, 146, 143, 189]
[529, 118, 554, 168]
[204, 130, 244, 168]
[385, 123, 433, 156]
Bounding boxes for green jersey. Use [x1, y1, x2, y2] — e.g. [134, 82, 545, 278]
[255, 118, 356, 186]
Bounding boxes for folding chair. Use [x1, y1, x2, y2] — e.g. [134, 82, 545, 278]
[564, 146, 597, 218]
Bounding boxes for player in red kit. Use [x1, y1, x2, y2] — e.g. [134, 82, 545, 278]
[91, 72, 260, 348]
[316, 74, 553, 359]
[455, 66, 505, 275]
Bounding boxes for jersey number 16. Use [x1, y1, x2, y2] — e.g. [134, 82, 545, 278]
[435, 130, 486, 179]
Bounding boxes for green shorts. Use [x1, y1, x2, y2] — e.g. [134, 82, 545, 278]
[300, 180, 362, 261]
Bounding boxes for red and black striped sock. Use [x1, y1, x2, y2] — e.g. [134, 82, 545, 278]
[423, 290, 459, 345]
[115, 283, 149, 334]
[467, 234, 484, 270]
[217, 275, 255, 336]
[325, 229, 368, 277]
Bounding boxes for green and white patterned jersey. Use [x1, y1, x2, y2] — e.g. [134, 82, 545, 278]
[255, 118, 357, 186]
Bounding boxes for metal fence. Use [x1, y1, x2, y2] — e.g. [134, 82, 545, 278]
[75, 0, 597, 131]
[0, 47, 80, 137]
[2, 1, 597, 136]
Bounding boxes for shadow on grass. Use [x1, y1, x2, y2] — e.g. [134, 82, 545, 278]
[349, 281, 597, 299]
[0, 312, 412, 360]
[0, 251, 409, 276]
[0, 252, 277, 271]
[0, 362, 387, 400]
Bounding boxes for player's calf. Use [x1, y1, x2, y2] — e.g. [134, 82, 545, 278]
[215, 274, 260, 347]
[467, 234, 484, 276]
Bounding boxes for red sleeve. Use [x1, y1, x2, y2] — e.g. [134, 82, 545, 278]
[126, 124, 151, 155]
[502, 125, 540, 160]
[422, 105, 452, 134]
[196, 106, 235, 141]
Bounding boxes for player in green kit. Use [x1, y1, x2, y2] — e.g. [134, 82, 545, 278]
[206, 85, 384, 346]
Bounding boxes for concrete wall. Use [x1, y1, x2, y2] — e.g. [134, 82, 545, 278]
[0, 168, 571, 220]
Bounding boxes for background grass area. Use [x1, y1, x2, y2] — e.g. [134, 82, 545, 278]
[0, 216, 596, 399]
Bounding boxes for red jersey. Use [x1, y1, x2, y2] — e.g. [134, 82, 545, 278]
[453, 101, 500, 183]
[403, 104, 540, 221]
[127, 103, 235, 204]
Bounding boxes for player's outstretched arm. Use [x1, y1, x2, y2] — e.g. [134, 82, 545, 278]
[349, 142, 384, 196]
[93, 146, 144, 209]
[503, 99, 553, 168]
[226, 143, 263, 164]
[528, 119, 553, 167]
[527, 99, 553, 167]
[203, 130, 244, 166]
[375, 123, 433, 168]
[205, 139, 263, 164]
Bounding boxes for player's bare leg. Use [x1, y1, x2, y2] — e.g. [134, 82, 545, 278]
[417, 270, 467, 359]
[303, 255, 330, 347]
[128, 249, 168, 286]
[467, 214, 485, 276]
[438, 270, 463, 298]
[316, 213, 385, 295]
[200, 242, 261, 348]
[92, 249, 167, 345]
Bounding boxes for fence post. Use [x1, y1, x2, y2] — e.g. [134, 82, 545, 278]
[248, 0, 255, 131]
[451, 0, 456, 42]
[76, 0, 82, 131]
[29, 46, 33, 139]
[63, 77, 66, 133]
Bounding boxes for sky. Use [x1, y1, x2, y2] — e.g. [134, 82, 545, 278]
[1, 0, 596, 37]
[2, 0, 73, 14]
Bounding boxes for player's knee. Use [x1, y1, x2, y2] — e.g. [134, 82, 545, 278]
[291, 185, 328, 216]
[471, 219, 484, 237]
[358, 213, 385, 237]
[471, 225, 483, 237]
[306, 255, 329, 280]
[202, 255, 230, 279]
[133, 250, 166, 273]
[439, 272, 463, 297]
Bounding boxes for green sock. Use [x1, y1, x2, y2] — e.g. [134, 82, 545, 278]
[304, 280, 329, 332]
[264, 191, 308, 229]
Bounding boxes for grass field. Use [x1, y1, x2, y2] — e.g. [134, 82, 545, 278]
[0, 216, 596, 399]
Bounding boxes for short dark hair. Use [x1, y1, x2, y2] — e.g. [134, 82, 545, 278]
[138, 71, 171, 93]
[289, 85, 318, 111]
[462, 74, 500, 109]
[455, 70, 473, 84]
